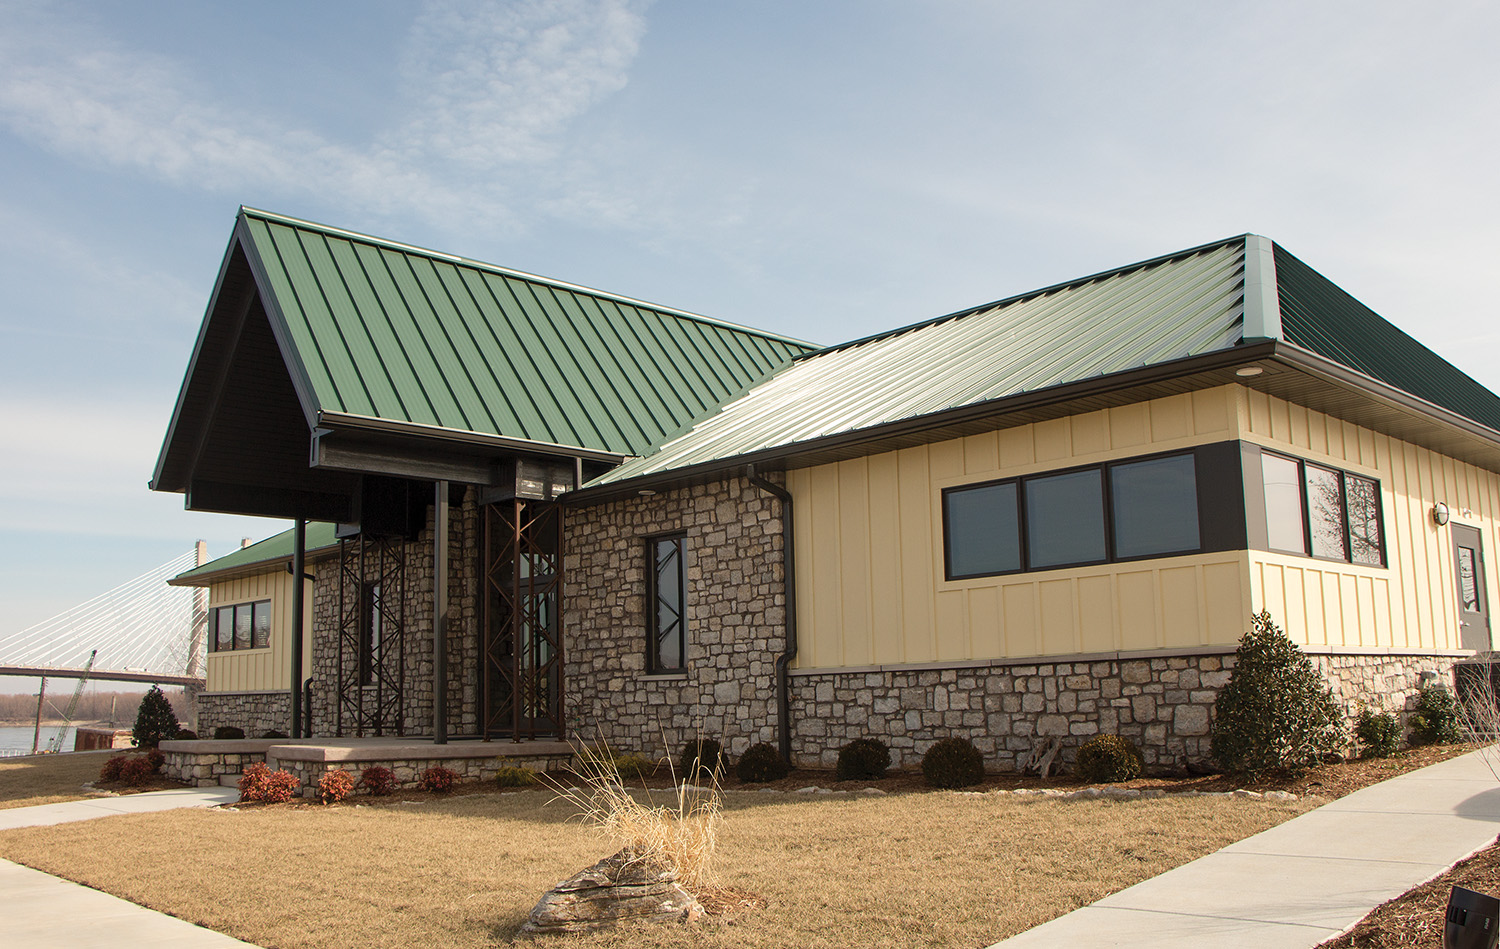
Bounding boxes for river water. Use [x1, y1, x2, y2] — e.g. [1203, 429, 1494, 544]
[0, 725, 80, 757]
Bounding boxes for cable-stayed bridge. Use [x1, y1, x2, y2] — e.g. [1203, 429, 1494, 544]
[0, 548, 208, 687]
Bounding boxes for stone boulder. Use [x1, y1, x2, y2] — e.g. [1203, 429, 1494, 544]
[520, 849, 704, 935]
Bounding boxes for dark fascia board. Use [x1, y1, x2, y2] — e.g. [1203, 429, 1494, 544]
[149, 225, 256, 493]
[165, 544, 340, 588]
[233, 209, 325, 432]
[314, 412, 627, 467]
[567, 341, 1280, 504]
[186, 479, 354, 522]
[567, 339, 1500, 505]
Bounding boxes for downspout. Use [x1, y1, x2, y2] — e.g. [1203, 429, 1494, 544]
[745, 464, 798, 764]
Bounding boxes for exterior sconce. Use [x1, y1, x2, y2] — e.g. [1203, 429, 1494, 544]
[1433, 502, 1451, 526]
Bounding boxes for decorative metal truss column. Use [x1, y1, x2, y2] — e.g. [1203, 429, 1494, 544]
[482, 500, 564, 739]
[335, 533, 408, 736]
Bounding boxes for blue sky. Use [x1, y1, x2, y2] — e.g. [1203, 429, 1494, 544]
[2, 0, 1499, 671]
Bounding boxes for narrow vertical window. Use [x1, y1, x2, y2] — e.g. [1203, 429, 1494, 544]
[1304, 463, 1346, 559]
[359, 581, 382, 686]
[649, 535, 686, 672]
[251, 601, 272, 649]
[1262, 453, 1307, 554]
[1345, 475, 1383, 566]
[233, 604, 253, 650]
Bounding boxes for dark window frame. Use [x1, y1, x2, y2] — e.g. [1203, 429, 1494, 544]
[358, 580, 382, 687]
[1261, 450, 1386, 567]
[646, 532, 688, 674]
[942, 447, 1208, 581]
[209, 599, 272, 652]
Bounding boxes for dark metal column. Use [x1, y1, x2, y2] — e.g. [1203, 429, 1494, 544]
[434, 481, 449, 744]
[290, 518, 306, 738]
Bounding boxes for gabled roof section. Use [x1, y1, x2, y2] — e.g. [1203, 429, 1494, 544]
[168, 523, 340, 587]
[591, 237, 1249, 485]
[236, 208, 815, 457]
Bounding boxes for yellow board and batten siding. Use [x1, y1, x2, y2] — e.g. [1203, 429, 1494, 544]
[789, 387, 1250, 670]
[204, 570, 313, 693]
[1240, 387, 1500, 654]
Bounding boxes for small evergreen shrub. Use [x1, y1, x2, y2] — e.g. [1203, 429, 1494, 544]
[613, 754, 657, 780]
[679, 738, 726, 783]
[317, 768, 355, 803]
[99, 755, 127, 783]
[260, 730, 290, 739]
[237, 763, 300, 803]
[213, 726, 246, 740]
[360, 766, 398, 796]
[495, 766, 540, 787]
[174, 728, 198, 740]
[1356, 707, 1401, 758]
[1409, 686, 1463, 745]
[921, 737, 985, 789]
[420, 765, 458, 793]
[736, 742, 791, 783]
[132, 685, 180, 749]
[1074, 735, 1144, 783]
[835, 737, 891, 781]
[1210, 611, 1346, 775]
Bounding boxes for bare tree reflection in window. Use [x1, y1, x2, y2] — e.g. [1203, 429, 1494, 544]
[1345, 476, 1382, 565]
[1304, 464, 1345, 559]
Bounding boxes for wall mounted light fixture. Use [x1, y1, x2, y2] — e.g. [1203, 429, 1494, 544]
[1433, 502, 1451, 526]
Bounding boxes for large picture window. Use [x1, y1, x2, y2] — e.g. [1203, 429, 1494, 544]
[210, 600, 271, 652]
[944, 449, 1204, 580]
[648, 534, 687, 673]
[1260, 451, 1384, 566]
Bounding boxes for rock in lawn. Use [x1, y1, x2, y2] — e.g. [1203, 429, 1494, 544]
[521, 849, 704, 935]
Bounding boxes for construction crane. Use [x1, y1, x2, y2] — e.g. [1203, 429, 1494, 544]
[43, 650, 97, 754]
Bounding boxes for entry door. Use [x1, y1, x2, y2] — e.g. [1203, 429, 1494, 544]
[1454, 524, 1492, 652]
[481, 499, 565, 738]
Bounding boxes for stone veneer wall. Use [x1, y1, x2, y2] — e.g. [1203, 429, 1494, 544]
[162, 748, 267, 787]
[787, 651, 1462, 771]
[565, 475, 786, 758]
[308, 488, 482, 738]
[196, 692, 292, 738]
[272, 752, 571, 797]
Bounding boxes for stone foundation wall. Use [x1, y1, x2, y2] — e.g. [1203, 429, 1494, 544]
[565, 475, 786, 758]
[272, 752, 572, 797]
[788, 650, 1462, 772]
[162, 748, 267, 787]
[196, 692, 292, 738]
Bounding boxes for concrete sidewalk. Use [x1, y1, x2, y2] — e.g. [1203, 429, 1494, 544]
[0, 786, 260, 947]
[992, 749, 1500, 948]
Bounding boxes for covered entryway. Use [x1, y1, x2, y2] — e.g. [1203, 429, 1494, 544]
[482, 499, 565, 738]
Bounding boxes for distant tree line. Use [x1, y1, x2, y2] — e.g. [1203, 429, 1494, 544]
[0, 688, 191, 725]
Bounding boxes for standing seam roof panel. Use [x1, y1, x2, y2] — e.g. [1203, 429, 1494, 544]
[527, 282, 645, 451]
[575, 295, 688, 442]
[546, 289, 659, 450]
[403, 255, 511, 434]
[505, 276, 622, 450]
[321, 239, 416, 422]
[427, 263, 532, 437]
[254, 220, 356, 415]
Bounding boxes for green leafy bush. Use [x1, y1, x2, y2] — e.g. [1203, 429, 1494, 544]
[317, 768, 355, 803]
[1355, 707, 1400, 758]
[260, 730, 290, 740]
[213, 726, 246, 740]
[736, 742, 791, 783]
[359, 766, 398, 796]
[1210, 611, 1346, 775]
[494, 766, 539, 787]
[420, 765, 458, 793]
[174, 728, 198, 740]
[1409, 686, 1462, 745]
[921, 737, 985, 789]
[131, 685, 180, 749]
[679, 738, 726, 783]
[613, 754, 657, 780]
[835, 738, 890, 781]
[1074, 735, 1144, 783]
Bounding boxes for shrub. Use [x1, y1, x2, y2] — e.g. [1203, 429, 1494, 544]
[99, 755, 127, 783]
[1075, 735, 1144, 783]
[317, 769, 355, 804]
[679, 738, 726, 783]
[1356, 707, 1401, 758]
[146, 749, 165, 773]
[921, 737, 985, 789]
[238, 762, 301, 803]
[174, 728, 198, 740]
[835, 737, 891, 781]
[1409, 686, 1463, 745]
[420, 765, 458, 793]
[118, 756, 156, 787]
[614, 754, 657, 780]
[1211, 611, 1346, 775]
[736, 742, 791, 783]
[495, 766, 539, 787]
[260, 730, 290, 740]
[360, 766, 398, 796]
[131, 685, 180, 749]
[213, 726, 246, 740]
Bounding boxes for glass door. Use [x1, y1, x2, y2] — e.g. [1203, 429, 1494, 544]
[1454, 524, 1492, 652]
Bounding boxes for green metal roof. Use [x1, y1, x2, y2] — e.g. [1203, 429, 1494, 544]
[238, 208, 816, 458]
[1275, 244, 1500, 432]
[169, 523, 340, 585]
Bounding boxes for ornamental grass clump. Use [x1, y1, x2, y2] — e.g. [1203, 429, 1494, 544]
[1074, 735, 1144, 783]
[735, 742, 791, 783]
[1409, 685, 1463, 745]
[317, 768, 355, 804]
[495, 766, 539, 788]
[835, 737, 890, 781]
[921, 737, 985, 789]
[1210, 611, 1346, 776]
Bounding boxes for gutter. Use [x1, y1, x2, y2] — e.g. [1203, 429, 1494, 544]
[744, 464, 798, 764]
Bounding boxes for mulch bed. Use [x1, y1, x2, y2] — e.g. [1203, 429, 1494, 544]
[1319, 841, 1500, 947]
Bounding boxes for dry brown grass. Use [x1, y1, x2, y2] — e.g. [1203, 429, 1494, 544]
[0, 787, 1309, 948]
[0, 750, 119, 809]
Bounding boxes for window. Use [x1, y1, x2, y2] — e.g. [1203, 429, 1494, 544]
[944, 449, 1204, 580]
[648, 534, 686, 673]
[1260, 451, 1385, 566]
[359, 581, 382, 687]
[209, 600, 271, 652]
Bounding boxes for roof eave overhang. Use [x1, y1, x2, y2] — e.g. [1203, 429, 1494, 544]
[167, 545, 341, 587]
[568, 340, 1500, 505]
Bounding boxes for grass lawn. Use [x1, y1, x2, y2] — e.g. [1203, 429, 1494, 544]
[0, 750, 120, 809]
[0, 787, 1310, 948]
